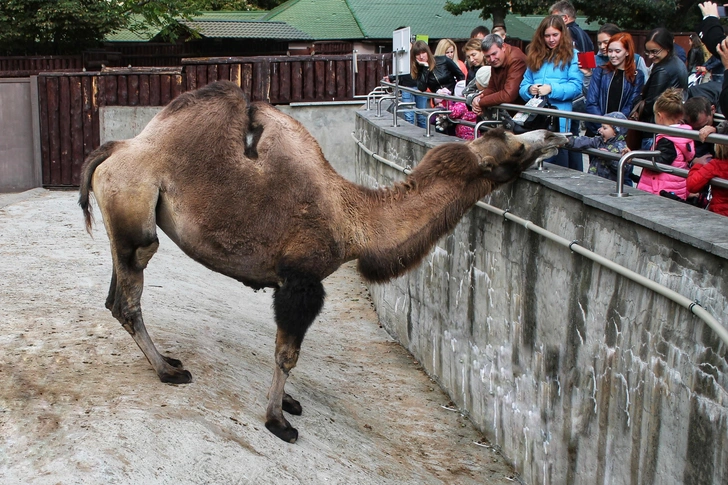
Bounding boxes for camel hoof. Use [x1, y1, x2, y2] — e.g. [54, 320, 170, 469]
[160, 368, 192, 384]
[282, 393, 302, 415]
[266, 420, 298, 443]
[163, 355, 184, 368]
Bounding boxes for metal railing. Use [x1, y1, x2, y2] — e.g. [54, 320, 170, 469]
[374, 81, 728, 199]
[351, 132, 727, 345]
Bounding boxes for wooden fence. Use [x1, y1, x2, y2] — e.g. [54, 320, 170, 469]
[0, 56, 84, 77]
[37, 53, 392, 187]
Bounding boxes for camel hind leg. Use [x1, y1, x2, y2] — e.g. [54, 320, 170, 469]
[98, 184, 191, 384]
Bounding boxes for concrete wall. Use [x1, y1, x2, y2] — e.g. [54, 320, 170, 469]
[355, 110, 728, 485]
[100, 102, 362, 181]
[0, 78, 40, 192]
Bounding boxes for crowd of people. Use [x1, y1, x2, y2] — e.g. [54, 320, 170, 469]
[387, 0, 728, 217]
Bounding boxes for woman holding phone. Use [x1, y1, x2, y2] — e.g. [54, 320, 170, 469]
[585, 32, 645, 137]
[519, 15, 583, 169]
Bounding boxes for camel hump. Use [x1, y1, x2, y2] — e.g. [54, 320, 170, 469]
[248, 101, 331, 172]
[140, 81, 250, 152]
[160, 80, 247, 119]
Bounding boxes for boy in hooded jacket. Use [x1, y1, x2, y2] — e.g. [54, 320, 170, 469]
[566, 112, 632, 184]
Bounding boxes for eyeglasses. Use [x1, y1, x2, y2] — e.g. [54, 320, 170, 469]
[645, 48, 664, 57]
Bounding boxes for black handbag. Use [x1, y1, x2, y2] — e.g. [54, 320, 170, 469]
[503, 95, 560, 134]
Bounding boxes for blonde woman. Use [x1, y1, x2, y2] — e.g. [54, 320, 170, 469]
[435, 38, 467, 76]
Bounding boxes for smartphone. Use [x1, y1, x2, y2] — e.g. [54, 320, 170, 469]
[578, 51, 597, 69]
[719, 5, 727, 16]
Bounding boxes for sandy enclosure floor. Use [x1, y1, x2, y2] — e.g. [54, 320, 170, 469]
[0, 190, 517, 485]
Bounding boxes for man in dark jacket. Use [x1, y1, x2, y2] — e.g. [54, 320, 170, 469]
[549, 0, 594, 53]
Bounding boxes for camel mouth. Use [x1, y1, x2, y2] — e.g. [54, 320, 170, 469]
[512, 130, 568, 162]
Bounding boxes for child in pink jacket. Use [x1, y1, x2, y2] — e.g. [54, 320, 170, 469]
[444, 66, 491, 140]
[637, 88, 695, 200]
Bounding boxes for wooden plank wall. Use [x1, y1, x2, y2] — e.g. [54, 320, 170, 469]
[38, 69, 183, 187]
[0, 56, 84, 78]
[37, 54, 392, 187]
[182, 54, 391, 103]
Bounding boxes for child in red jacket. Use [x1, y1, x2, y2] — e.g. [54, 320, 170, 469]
[687, 141, 728, 216]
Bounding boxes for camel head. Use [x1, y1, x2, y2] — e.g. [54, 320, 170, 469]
[467, 128, 568, 184]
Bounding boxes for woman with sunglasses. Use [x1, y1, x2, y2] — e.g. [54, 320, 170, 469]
[639, 28, 688, 128]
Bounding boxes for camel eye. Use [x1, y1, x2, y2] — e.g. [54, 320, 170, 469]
[514, 143, 526, 156]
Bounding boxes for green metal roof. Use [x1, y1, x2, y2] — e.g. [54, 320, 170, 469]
[345, 0, 485, 40]
[258, 1, 599, 42]
[179, 20, 312, 40]
[261, 0, 364, 40]
[104, 5, 602, 44]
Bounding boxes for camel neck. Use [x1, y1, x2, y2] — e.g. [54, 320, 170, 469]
[349, 174, 489, 282]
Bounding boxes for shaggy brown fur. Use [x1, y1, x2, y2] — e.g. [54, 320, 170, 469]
[78, 80, 566, 443]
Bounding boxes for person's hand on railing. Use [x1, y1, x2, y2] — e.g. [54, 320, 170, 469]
[471, 95, 483, 115]
[698, 124, 717, 141]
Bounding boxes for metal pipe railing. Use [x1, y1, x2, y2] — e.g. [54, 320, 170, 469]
[393, 101, 415, 127]
[425, 110, 452, 137]
[473, 120, 503, 139]
[350, 132, 727, 346]
[610, 151, 661, 197]
[367, 86, 391, 111]
[368, 83, 728, 193]
[497, 101, 728, 145]
[376, 95, 396, 117]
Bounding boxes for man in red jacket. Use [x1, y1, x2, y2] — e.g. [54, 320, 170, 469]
[471, 34, 527, 116]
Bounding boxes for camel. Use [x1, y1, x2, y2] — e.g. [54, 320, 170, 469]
[78, 80, 566, 443]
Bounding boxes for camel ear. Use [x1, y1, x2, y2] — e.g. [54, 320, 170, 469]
[477, 155, 497, 171]
[479, 155, 520, 183]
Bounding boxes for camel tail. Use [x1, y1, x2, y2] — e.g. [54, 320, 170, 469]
[78, 141, 119, 235]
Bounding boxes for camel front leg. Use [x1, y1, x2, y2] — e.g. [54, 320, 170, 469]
[265, 269, 325, 443]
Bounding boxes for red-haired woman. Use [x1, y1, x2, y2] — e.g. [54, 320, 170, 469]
[585, 32, 645, 137]
[518, 15, 583, 169]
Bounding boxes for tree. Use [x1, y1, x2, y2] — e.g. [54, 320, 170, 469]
[0, 0, 123, 55]
[444, 0, 702, 32]
[444, 0, 551, 30]
[0, 0, 285, 56]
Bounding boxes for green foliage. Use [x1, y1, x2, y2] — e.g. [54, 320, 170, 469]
[445, 0, 550, 26]
[572, 0, 701, 31]
[0, 0, 123, 55]
[444, 0, 703, 31]
[0, 0, 287, 56]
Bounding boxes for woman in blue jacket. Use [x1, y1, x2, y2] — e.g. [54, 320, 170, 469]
[585, 32, 645, 136]
[519, 15, 583, 169]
